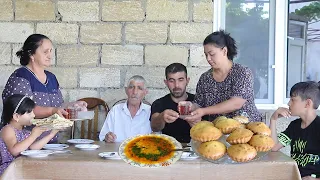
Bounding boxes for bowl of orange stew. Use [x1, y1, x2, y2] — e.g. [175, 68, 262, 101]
[118, 134, 183, 168]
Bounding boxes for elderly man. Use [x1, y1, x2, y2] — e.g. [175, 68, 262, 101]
[150, 63, 199, 143]
[99, 75, 151, 142]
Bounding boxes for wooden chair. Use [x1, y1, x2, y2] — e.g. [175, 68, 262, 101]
[75, 97, 109, 140]
[112, 98, 151, 107]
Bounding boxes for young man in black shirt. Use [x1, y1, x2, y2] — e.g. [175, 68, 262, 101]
[270, 81, 320, 179]
[150, 63, 200, 143]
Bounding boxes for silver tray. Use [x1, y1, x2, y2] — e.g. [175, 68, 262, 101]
[191, 135, 269, 164]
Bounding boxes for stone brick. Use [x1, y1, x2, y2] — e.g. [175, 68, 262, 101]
[37, 23, 78, 44]
[12, 44, 56, 65]
[80, 68, 120, 88]
[48, 67, 78, 88]
[125, 67, 165, 89]
[0, 88, 3, 117]
[0, 23, 33, 43]
[170, 23, 212, 43]
[101, 45, 143, 66]
[0, 66, 18, 87]
[0, 0, 13, 21]
[16, 0, 55, 21]
[126, 23, 167, 43]
[188, 67, 209, 89]
[57, 45, 99, 66]
[102, 1, 144, 22]
[145, 45, 188, 66]
[146, 0, 188, 21]
[193, 0, 213, 22]
[145, 89, 168, 104]
[80, 23, 122, 44]
[190, 45, 210, 67]
[60, 89, 68, 102]
[100, 89, 127, 107]
[68, 89, 100, 102]
[0, 44, 11, 65]
[58, 1, 99, 22]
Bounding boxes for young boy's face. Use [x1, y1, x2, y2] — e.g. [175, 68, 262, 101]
[287, 96, 307, 116]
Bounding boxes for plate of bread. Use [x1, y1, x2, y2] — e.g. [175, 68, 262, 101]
[31, 114, 74, 129]
[190, 115, 274, 164]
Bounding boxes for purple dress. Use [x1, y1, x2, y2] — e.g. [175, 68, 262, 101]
[194, 63, 262, 122]
[2, 66, 64, 142]
[0, 125, 31, 175]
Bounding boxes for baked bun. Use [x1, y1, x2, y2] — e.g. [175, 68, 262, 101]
[233, 115, 249, 124]
[215, 118, 241, 134]
[212, 116, 227, 126]
[246, 122, 271, 136]
[248, 135, 274, 152]
[190, 121, 222, 142]
[227, 144, 257, 162]
[226, 128, 253, 145]
[198, 141, 226, 160]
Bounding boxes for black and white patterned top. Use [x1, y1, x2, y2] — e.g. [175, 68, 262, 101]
[194, 63, 262, 122]
[2, 66, 63, 107]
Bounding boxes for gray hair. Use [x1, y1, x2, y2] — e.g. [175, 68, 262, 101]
[126, 75, 147, 89]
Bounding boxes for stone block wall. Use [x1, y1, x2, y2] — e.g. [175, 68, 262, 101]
[0, 0, 212, 140]
[0, 0, 213, 110]
[0, 0, 213, 109]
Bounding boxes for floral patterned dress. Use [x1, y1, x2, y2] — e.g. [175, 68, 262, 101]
[0, 125, 31, 175]
[194, 63, 262, 122]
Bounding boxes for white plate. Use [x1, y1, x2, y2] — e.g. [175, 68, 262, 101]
[75, 144, 100, 150]
[98, 152, 121, 159]
[21, 150, 54, 158]
[180, 152, 199, 160]
[43, 144, 69, 150]
[67, 139, 94, 144]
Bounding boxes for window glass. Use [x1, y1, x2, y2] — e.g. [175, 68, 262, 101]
[289, 1, 320, 95]
[225, 0, 273, 103]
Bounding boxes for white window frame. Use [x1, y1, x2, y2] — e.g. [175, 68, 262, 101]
[214, 0, 289, 109]
[285, 20, 307, 103]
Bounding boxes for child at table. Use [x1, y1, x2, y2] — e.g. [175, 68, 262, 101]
[0, 94, 59, 175]
[270, 81, 320, 179]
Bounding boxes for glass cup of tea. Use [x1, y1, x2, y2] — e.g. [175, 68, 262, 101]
[178, 101, 192, 117]
[64, 108, 77, 119]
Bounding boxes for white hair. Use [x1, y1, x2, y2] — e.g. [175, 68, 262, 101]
[126, 75, 147, 89]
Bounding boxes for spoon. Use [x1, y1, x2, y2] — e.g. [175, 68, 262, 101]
[171, 148, 193, 152]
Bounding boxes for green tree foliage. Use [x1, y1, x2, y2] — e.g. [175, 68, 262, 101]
[293, 2, 320, 21]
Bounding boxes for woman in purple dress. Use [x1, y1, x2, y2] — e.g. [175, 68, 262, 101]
[1, 34, 86, 141]
[185, 30, 262, 122]
[0, 94, 59, 175]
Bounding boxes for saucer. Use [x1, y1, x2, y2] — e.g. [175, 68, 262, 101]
[98, 152, 121, 159]
[75, 144, 100, 150]
[180, 152, 199, 160]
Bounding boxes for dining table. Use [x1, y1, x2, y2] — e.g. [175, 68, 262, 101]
[1, 141, 301, 180]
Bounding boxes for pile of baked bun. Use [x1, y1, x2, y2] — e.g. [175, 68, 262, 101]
[190, 116, 274, 162]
